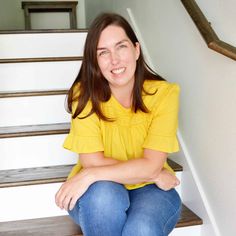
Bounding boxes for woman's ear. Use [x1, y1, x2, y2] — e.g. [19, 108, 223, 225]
[135, 42, 140, 60]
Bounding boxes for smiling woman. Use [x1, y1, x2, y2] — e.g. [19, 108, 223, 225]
[55, 12, 181, 236]
[96, 25, 140, 102]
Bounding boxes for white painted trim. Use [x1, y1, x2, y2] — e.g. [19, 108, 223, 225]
[126, 7, 221, 236]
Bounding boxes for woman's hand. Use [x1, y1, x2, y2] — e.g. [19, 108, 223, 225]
[153, 169, 180, 191]
[55, 169, 94, 211]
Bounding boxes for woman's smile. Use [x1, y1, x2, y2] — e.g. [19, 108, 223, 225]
[111, 67, 126, 75]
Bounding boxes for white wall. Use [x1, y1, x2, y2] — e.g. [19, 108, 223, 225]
[0, 0, 86, 30]
[83, 0, 236, 235]
[0, 0, 24, 30]
[84, 0, 112, 27]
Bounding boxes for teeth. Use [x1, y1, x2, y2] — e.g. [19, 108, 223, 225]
[112, 67, 125, 74]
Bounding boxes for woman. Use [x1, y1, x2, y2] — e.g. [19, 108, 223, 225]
[55, 13, 181, 236]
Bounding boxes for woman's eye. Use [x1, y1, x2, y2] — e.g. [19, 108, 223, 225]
[118, 44, 127, 49]
[98, 50, 109, 57]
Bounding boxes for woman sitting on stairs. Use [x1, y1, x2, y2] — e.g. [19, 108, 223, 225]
[55, 12, 181, 236]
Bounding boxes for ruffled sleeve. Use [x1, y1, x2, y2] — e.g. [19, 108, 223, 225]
[142, 83, 180, 153]
[63, 101, 104, 154]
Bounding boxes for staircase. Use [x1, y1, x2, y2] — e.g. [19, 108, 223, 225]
[0, 30, 203, 236]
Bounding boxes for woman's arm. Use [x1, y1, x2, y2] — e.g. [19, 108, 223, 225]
[55, 149, 170, 210]
[79, 152, 122, 168]
[79, 151, 180, 190]
[83, 149, 167, 184]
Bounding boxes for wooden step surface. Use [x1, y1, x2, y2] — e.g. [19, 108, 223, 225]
[0, 56, 83, 64]
[0, 159, 182, 188]
[0, 89, 68, 98]
[0, 215, 82, 236]
[0, 204, 202, 235]
[0, 29, 88, 34]
[0, 165, 72, 188]
[0, 123, 70, 139]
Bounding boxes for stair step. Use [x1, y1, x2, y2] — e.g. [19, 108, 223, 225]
[167, 159, 183, 172]
[0, 89, 68, 98]
[0, 215, 82, 236]
[0, 204, 202, 235]
[0, 123, 70, 139]
[0, 32, 87, 59]
[0, 60, 81, 92]
[176, 205, 203, 228]
[0, 159, 181, 188]
[0, 165, 72, 188]
[0, 95, 70, 127]
[0, 29, 87, 34]
[0, 56, 83, 64]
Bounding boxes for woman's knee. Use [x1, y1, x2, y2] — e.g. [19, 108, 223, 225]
[80, 181, 130, 212]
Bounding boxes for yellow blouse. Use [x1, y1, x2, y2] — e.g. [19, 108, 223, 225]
[63, 80, 180, 190]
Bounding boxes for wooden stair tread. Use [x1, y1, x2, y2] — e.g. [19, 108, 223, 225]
[0, 89, 68, 98]
[0, 215, 82, 235]
[0, 29, 88, 34]
[177, 204, 203, 228]
[0, 204, 202, 235]
[0, 165, 72, 188]
[0, 159, 182, 188]
[0, 123, 70, 139]
[0, 56, 83, 64]
[167, 159, 183, 172]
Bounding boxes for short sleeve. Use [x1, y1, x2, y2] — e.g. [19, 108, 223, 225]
[63, 101, 104, 153]
[142, 84, 180, 153]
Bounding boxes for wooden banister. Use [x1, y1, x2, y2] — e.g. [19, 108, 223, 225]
[181, 0, 236, 61]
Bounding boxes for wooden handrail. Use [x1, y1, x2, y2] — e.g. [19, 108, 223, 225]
[181, 0, 236, 61]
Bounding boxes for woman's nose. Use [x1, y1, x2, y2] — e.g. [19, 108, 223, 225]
[110, 51, 119, 64]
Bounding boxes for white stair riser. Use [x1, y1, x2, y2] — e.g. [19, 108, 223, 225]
[170, 225, 201, 236]
[0, 179, 182, 222]
[0, 61, 81, 92]
[0, 134, 77, 170]
[0, 33, 87, 58]
[175, 172, 182, 197]
[0, 95, 70, 126]
[0, 183, 67, 222]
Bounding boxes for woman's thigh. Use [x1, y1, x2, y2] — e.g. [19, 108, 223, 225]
[122, 184, 181, 236]
[68, 181, 130, 236]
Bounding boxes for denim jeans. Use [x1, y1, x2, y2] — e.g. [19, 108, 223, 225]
[68, 181, 181, 236]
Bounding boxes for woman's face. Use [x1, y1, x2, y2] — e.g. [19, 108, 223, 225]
[96, 25, 140, 91]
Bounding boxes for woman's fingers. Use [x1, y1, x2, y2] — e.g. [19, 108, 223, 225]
[175, 177, 180, 186]
[69, 195, 79, 211]
[55, 170, 93, 211]
[55, 184, 66, 209]
[55, 182, 72, 210]
[62, 194, 73, 211]
[155, 169, 181, 191]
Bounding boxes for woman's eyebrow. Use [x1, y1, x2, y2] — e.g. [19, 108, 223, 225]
[97, 47, 107, 51]
[115, 39, 129, 46]
[97, 39, 129, 51]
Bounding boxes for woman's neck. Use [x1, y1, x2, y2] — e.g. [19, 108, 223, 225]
[110, 84, 133, 109]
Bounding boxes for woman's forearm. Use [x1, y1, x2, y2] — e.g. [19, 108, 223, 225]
[79, 152, 123, 168]
[85, 154, 166, 185]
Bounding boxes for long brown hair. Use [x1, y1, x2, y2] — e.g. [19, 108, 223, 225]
[67, 13, 165, 120]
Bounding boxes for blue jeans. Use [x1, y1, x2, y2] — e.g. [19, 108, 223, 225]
[68, 181, 181, 236]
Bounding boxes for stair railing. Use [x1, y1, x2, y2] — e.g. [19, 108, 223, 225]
[181, 0, 236, 61]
